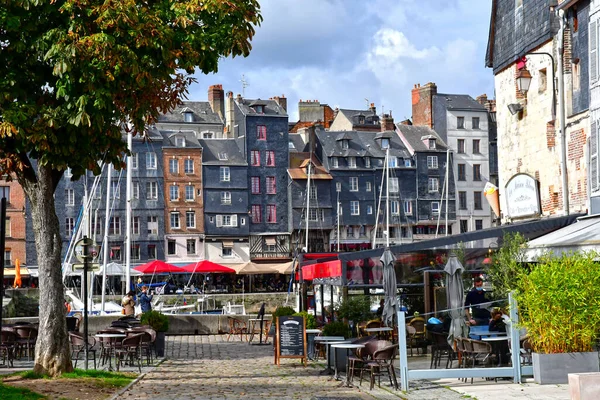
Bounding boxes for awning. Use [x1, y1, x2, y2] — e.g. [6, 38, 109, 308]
[3, 267, 30, 277]
[265, 238, 276, 246]
[227, 261, 295, 275]
[301, 260, 342, 281]
[525, 215, 600, 261]
[222, 240, 234, 249]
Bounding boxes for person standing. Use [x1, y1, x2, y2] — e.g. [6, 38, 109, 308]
[122, 291, 136, 316]
[139, 285, 153, 313]
[465, 276, 491, 326]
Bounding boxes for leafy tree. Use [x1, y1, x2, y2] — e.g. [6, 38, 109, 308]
[0, 0, 261, 376]
[486, 232, 528, 301]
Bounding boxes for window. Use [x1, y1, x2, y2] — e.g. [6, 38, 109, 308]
[131, 153, 138, 169]
[473, 164, 481, 181]
[388, 156, 397, 168]
[65, 189, 75, 206]
[364, 157, 371, 168]
[251, 177, 260, 194]
[220, 167, 230, 182]
[457, 116, 465, 129]
[404, 159, 412, 167]
[350, 177, 358, 191]
[251, 205, 262, 223]
[573, 58, 580, 91]
[267, 205, 277, 223]
[472, 117, 480, 130]
[109, 217, 121, 235]
[146, 181, 158, 200]
[132, 182, 139, 199]
[185, 185, 194, 201]
[309, 185, 317, 200]
[350, 201, 360, 215]
[539, 68, 547, 92]
[458, 164, 466, 181]
[254, 105, 264, 114]
[251, 150, 260, 166]
[184, 159, 194, 174]
[169, 158, 179, 174]
[346, 226, 354, 238]
[391, 200, 399, 215]
[389, 177, 399, 193]
[65, 168, 72, 178]
[459, 191, 467, 210]
[341, 140, 349, 150]
[475, 219, 483, 231]
[381, 138, 390, 149]
[403, 201, 413, 215]
[131, 245, 140, 260]
[0, 186, 10, 202]
[348, 157, 356, 168]
[266, 151, 275, 166]
[147, 245, 157, 260]
[146, 152, 157, 169]
[111, 180, 120, 199]
[427, 156, 438, 169]
[217, 214, 237, 227]
[257, 125, 267, 140]
[474, 191, 482, 210]
[4, 249, 10, 265]
[147, 216, 158, 235]
[473, 139, 481, 154]
[359, 225, 366, 236]
[203, 131, 214, 139]
[428, 177, 439, 192]
[266, 176, 276, 194]
[132, 216, 140, 235]
[428, 138, 436, 149]
[167, 240, 176, 256]
[222, 247, 233, 257]
[332, 157, 339, 168]
[336, 182, 342, 192]
[170, 185, 179, 201]
[431, 202, 440, 214]
[65, 218, 75, 237]
[186, 211, 196, 228]
[110, 246, 122, 261]
[460, 220, 468, 233]
[187, 239, 196, 255]
[457, 139, 465, 153]
[309, 209, 324, 221]
[170, 212, 180, 229]
[221, 191, 231, 204]
[367, 205, 373, 215]
[366, 182, 372, 192]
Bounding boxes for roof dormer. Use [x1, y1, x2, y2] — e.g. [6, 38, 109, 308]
[249, 100, 267, 114]
[374, 131, 392, 150]
[336, 132, 352, 150]
[181, 107, 194, 123]
[175, 136, 186, 147]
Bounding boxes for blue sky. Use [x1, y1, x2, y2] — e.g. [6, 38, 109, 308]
[188, 0, 495, 121]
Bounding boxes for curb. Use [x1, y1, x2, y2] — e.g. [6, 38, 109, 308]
[109, 357, 167, 400]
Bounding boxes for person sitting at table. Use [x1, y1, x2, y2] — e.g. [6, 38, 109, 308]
[488, 309, 506, 332]
[488, 309, 510, 365]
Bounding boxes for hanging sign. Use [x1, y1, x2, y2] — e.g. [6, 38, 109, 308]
[505, 173, 541, 218]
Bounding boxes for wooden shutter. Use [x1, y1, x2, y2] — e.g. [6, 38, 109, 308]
[591, 20, 598, 82]
[592, 120, 599, 192]
[231, 214, 238, 227]
[216, 215, 223, 227]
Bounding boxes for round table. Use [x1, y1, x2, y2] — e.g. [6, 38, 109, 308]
[314, 337, 346, 375]
[95, 333, 126, 371]
[331, 343, 365, 387]
[482, 335, 509, 366]
[365, 327, 393, 340]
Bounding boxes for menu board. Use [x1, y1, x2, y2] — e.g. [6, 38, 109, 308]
[274, 316, 307, 366]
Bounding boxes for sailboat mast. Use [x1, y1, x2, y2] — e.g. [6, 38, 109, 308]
[336, 191, 340, 252]
[385, 147, 390, 248]
[101, 163, 112, 312]
[125, 132, 132, 293]
[444, 148, 450, 236]
[304, 162, 311, 253]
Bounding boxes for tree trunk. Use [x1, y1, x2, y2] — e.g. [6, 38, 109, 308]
[20, 164, 73, 376]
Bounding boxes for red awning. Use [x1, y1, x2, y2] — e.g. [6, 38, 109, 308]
[301, 260, 342, 281]
[134, 260, 182, 274]
[181, 260, 236, 274]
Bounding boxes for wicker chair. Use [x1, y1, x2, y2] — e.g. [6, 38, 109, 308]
[347, 335, 377, 384]
[227, 317, 247, 341]
[1, 330, 18, 367]
[14, 326, 37, 361]
[429, 331, 455, 369]
[69, 332, 97, 369]
[115, 333, 144, 372]
[364, 344, 398, 390]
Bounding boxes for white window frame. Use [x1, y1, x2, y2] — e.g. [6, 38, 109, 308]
[391, 200, 400, 215]
[364, 157, 371, 168]
[350, 201, 360, 215]
[147, 216, 158, 235]
[132, 181, 140, 199]
[348, 157, 356, 168]
[146, 152, 157, 170]
[131, 153, 138, 169]
[221, 191, 231, 204]
[350, 177, 358, 192]
[66, 189, 75, 206]
[170, 212, 181, 229]
[403, 200, 413, 215]
[381, 138, 390, 149]
[389, 177, 399, 193]
[132, 216, 140, 235]
[388, 156, 397, 168]
[431, 202, 440, 214]
[186, 211, 196, 228]
[169, 185, 179, 201]
[146, 181, 158, 200]
[185, 185, 194, 201]
[336, 182, 342, 192]
[367, 205, 373, 215]
[220, 166, 230, 182]
[427, 156, 438, 169]
[169, 158, 179, 174]
[332, 157, 339, 168]
[186, 239, 196, 255]
[428, 177, 439, 192]
[366, 181, 372, 192]
[184, 159, 194, 174]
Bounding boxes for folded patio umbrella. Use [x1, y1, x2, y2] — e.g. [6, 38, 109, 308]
[381, 248, 398, 327]
[444, 254, 469, 346]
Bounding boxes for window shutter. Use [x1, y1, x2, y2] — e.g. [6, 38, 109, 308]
[216, 215, 223, 227]
[592, 120, 599, 192]
[591, 20, 598, 82]
[231, 214, 238, 227]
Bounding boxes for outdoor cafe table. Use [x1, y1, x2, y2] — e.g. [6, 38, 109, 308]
[314, 336, 346, 375]
[95, 333, 126, 371]
[482, 335, 509, 366]
[306, 329, 322, 360]
[331, 343, 365, 387]
[365, 327, 393, 340]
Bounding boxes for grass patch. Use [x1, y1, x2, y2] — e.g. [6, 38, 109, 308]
[11, 368, 135, 388]
[0, 382, 46, 399]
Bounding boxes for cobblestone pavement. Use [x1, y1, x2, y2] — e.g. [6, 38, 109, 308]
[115, 335, 468, 400]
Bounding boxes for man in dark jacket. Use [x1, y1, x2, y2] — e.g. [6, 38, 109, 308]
[139, 285, 153, 313]
[465, 277, 491, 326]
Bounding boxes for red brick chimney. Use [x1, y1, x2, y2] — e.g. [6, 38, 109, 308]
[411, 82, 437, 128]
[208, 84, 225, 120]
[273, 94, 287, 112]
[381, 113, 395, 131]
[476, 94, 488, 106]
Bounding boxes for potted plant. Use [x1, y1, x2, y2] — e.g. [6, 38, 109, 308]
[515, 252, 600, 384]
[336, 295, 374, 337]
[141, 310, 169, 357]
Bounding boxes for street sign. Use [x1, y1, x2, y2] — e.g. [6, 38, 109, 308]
[74, 237, 99, 263]
[72, 263, 101, 272]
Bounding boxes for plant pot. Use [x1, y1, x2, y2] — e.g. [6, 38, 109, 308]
[154, 331, 166, 358]
[533, 352, 599, 384]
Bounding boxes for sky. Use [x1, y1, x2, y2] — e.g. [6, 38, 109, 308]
[188, 0, 495, 122]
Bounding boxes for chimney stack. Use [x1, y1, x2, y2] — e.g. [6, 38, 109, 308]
[476, 94, 488, 106]
[381, 113, 395, 132]
[226, 91, 235, 137]
[411, 82, 437, 128]
[208, 84, 225, 121]
[369, 102, 377, 114]
[273, 94, 287, 112]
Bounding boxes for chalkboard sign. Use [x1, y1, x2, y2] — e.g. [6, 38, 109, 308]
[274, 315, 307, 366]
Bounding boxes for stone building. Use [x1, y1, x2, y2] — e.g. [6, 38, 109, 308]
[1, 177, 26, 267]
[328, 104, 381, 132]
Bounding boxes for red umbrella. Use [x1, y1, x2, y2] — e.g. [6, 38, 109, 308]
[134, 260, 182, 274]
[181, 260, 235, 274]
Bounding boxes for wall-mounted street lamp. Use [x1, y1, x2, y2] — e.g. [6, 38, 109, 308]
[515, 68, 532, 94]
[507, 103, 524, 116]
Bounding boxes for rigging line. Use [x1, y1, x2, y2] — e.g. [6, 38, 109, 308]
[435, 152, 448, 238]
[372, 152, 387, 249]
[144, 138, 169, 258]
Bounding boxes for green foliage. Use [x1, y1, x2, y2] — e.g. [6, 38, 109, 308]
[293, 311, 317, 329]
[273, 306, 296, 317]
[15, 369, 135, 388]
[487, 233, 528, 301]
[336, 295, 374, 324]
[515, 252, 600, 354]
[140, 310, 169, 332]
[0, 383, 45, 400]
[322, 321, 351, 338]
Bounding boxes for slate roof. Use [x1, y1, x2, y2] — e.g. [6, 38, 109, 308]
[395, 124, 449, 153]
[288, 134, 308, 152]
[435, 94, 486, 111]
[198, 139, 247, 165]
[338, 108, 377, 120]
[160, 130, 202, 148]
[316, 129, 410, 164]
[236, 98, 288, 117]
[288, 154, 332, 180]
[157, 101, 223, 124]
